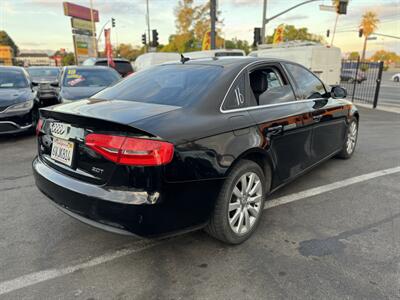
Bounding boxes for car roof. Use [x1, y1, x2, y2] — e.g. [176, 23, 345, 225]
[164, 56, 288, 69]
[28, 66, 60, 69]
[63, 65, 114, 70]
[94, 58, 130, 63]
[0, 66, 25, 72]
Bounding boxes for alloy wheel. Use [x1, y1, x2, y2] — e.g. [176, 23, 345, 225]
[346, 121, 357, 154]
[228, 172, 262, 236]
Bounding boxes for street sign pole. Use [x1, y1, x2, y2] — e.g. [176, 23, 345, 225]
[261, 0, 267, 43]
[146, 0, 151, 51]
[331, 13, 339, 46]
[210, 0, 216, 50]
[89, 0, 97, 57]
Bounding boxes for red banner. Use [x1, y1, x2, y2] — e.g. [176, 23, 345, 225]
[63, 2, 99, 22]
[104, 29, 115, 68]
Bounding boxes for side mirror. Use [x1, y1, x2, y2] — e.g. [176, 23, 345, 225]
[50, 81, 59, 87]
[31, 81, 39, 87]
[331, 86, 347, 99]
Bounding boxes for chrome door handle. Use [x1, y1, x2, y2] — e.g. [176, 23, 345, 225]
[266, 125, 283, 136]
[313, 115, 323, 122]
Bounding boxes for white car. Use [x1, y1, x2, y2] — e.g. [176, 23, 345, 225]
[392, 73, 400, 82]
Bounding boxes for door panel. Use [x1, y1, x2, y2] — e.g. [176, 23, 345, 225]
[307, 98, 348, 162]
[249, 102, 312, 187]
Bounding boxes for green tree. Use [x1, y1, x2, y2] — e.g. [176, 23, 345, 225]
[162, 0, 223, 53]
[115, 43, 143, 61]
[266, 25, 325, 44]
[0, 31, 19, 56]
[62, 53, 75, 66]
[360, 11, 379, 60]
[348, 51, 360, 60]
[225, 38, 250, 54]
[369, 50, 400, 63]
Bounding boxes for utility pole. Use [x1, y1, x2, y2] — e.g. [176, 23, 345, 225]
[146, 0, 151, 50]
[261, 0, 320, 44]
[210, 0, 216, 50]
[89, 0, 97, 57]
[330, 13, 339, 46]
[261, 0, 267, 43]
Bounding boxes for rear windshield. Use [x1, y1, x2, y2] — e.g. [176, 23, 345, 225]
[215, 52, 244, 57]
[63, 68, 120, 87]
[96, 61, 133, 75]
[28, 68, 59, 78]
[0, 70, 28, 88]
[93, 64, 222, 106]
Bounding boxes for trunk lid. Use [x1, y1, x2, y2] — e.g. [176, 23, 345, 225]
[38, 99, 180, 184]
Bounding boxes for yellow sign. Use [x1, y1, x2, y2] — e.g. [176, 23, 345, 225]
[202, 30, 211, 50]
[71, 18, 93, 31]
[273, 24, 285, 44]
[0, 45, 13, 66]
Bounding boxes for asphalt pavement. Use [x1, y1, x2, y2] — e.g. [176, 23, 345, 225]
[0, 107, 399, 299]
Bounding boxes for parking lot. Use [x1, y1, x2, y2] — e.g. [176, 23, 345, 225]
[0, 106, 399, 299]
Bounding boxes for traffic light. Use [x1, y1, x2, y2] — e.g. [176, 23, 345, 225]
[336, 0, 348, 15]
[141, 34, 146, 45]
[152, 29, 159, 47]
[358, 28, 363, 38]
[326, 29, 330, 37]
[253, 27, 261, 47]
[111, 18, 115, 28]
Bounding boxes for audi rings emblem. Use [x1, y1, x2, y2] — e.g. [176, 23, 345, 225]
[50, 123, 67, 135]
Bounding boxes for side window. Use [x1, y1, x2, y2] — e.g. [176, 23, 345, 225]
[249, 67, 295, 106]
[284, 63, 326, 99]
[223, 74, 254, 110]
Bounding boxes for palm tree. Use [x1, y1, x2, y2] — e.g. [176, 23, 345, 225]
[360, 11, 379, 60]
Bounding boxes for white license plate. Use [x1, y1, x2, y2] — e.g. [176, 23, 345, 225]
[51, 138, 75, 166]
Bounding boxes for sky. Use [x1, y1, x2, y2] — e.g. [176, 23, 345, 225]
[0, 0, 399, 57]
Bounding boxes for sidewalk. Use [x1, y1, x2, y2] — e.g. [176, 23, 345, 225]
[354, 101, 400, 114]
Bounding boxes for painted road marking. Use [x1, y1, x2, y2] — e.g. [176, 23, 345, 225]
[264, 166, 400, 209]
[1, 166, 400, 296]
[0, 240, 163, 296]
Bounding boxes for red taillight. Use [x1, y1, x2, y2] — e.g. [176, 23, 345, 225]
[85, 133, 174, 166]
[36, 118, 43, 136]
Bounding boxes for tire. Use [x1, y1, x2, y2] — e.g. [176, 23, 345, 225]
[336, 118, 358, 159]
[394, 77, 399, 83]
[206, 159, 267, 244]
[30, 107, 39, 134]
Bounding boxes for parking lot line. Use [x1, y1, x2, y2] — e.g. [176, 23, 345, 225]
[0, 240, 163, 296]
[264, 166, 400, 209]
[1, 166, 400, 296]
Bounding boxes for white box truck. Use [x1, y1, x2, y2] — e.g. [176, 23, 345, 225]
[249, 42, 342, 86]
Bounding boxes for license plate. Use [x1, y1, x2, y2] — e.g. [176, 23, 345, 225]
[51, 137, 75, 166]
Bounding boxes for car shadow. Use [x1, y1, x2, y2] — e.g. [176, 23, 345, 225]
[0, 131, 35, 144]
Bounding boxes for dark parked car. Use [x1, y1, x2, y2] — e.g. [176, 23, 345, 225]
[55, 66, 121, 103]
[83, 57, 134, 77]
[28, 66, 60, 105]
[340, 69, 366, 83]
[33, 58, 359, 244]
[0, 66, 39, 134]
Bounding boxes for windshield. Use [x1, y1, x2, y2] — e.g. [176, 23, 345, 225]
[0, 70, 29, 88]
[93, 64, 222, 106]
[63, 68, 120, 87]
[28, 68, 59, 78]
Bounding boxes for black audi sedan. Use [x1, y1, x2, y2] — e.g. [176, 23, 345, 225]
[54, 66, 121, 103]
[0, 66, 39, 134]
[33, 57, 359, 244]
[28, 66, 60, 105]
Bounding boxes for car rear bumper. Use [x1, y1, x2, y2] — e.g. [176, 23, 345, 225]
[33, 156, 221, 237]
[0, 121, 33, 134]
